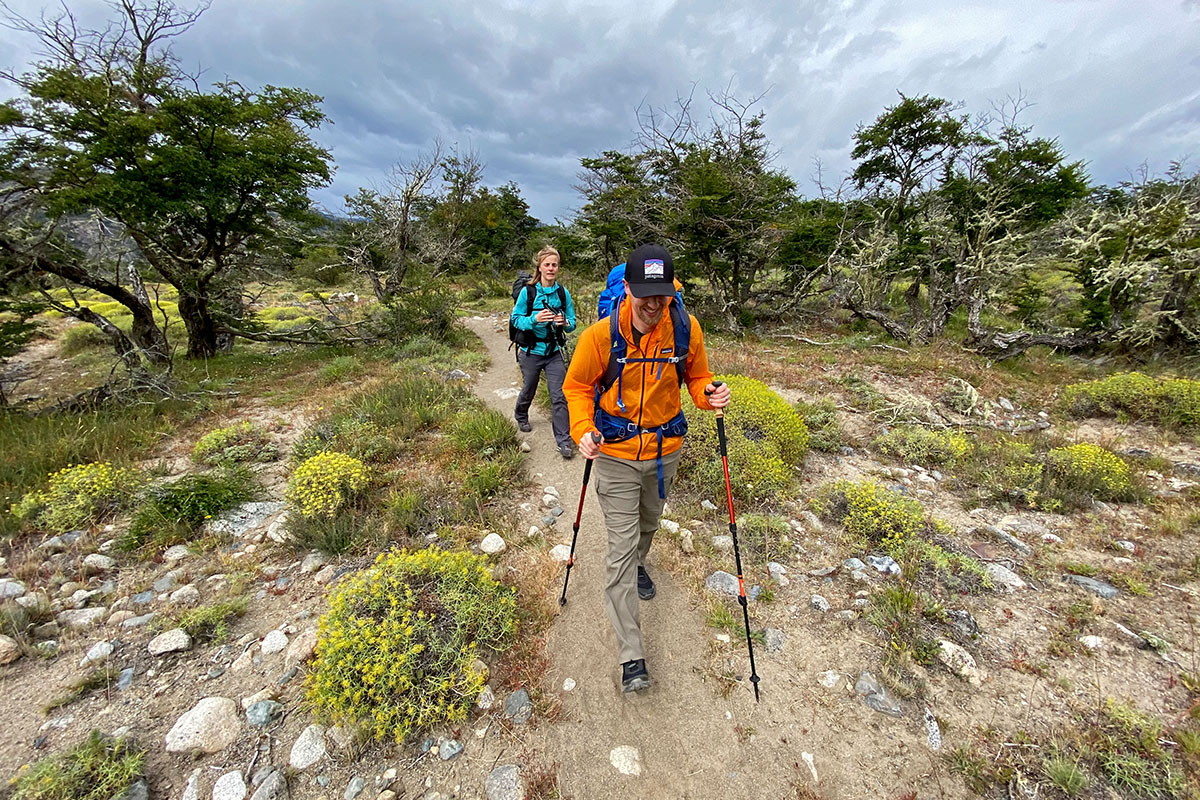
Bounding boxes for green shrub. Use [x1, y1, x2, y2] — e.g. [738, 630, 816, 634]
[874, 425, 971, 466]
[816, 479, 926, 554]
[794, 398, 843, 453]
[1046, 443, 1139, 505]
[11, 462, 142, 532]
[121, 467, 259, 550]
[287, 452, 370, 519]
[681, 374, 809, 506]
[12, 731, 143, 800]
[307, 548, 517, 742]
[175, 598, 249, 643]
[954, 434, 1048, 508]
[1063, 372, 1200, 431]
[736, 513, 790, 565]
[59, 323, 113, 355]
[449, 408, 518, 456]
[386, 489, 434, 538]
[192, 422, 277, 465]
[293, 416, 398, 465]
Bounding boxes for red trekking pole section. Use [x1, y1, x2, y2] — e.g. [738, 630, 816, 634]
[707, 381, 762, 701]
[560, 433, 602, 607]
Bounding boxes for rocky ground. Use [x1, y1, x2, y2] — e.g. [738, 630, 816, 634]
[1, 314, 1198, 799]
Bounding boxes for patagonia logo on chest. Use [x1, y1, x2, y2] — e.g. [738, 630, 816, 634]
[660, 348, 673, 355]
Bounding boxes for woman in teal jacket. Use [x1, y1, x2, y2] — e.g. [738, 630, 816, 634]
[511, 246, 577, 458]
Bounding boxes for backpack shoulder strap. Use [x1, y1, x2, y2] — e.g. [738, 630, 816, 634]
[556, 286, 566, 308]
[669, 298, 691, 386]
[597, 296, 626, 398]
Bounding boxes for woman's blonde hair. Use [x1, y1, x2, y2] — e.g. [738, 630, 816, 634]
[529, 246, 560, 285]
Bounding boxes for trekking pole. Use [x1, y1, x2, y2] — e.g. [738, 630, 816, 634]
[559, 432, 602, 607]
[706, 381, 762, 701]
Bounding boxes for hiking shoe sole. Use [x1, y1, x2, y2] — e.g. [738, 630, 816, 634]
[622, 674, 652, 693]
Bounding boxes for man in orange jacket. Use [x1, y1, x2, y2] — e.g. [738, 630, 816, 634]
[563, 244, 731, 692]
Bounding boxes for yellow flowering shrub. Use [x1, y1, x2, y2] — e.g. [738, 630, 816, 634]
[192, 422, 277, 465]
[1064, 372, 1200, 431]
[1046, 443, 1138, 504]
[682, 374, 809, 506]
[286, 452, 370, 518]
[873, 425, 971, 466]
[817, 479, 927, 555]
[10, 462, 141, 532]
[307, 548, 516, 742]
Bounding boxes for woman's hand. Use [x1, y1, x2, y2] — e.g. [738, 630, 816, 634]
[535, 308, 555, 323]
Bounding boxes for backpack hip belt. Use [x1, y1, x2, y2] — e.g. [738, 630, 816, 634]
[593, 407, 688, 499]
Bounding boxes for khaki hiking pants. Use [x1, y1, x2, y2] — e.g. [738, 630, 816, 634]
[593, 448, 682, 664]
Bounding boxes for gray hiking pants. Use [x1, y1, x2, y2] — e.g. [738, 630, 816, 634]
[594, 448, 682, 664]
[514, 349, 572, 449]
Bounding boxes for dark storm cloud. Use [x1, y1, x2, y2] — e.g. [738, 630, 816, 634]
[2, 0, 1197, 221]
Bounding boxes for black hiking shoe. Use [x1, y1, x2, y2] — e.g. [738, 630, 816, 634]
[516, 420, 532, 433]
[559, 444, 575, 459]
[621, 659, 651, 692]
[637, 566, 656, 601]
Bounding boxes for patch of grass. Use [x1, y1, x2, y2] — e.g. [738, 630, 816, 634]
[953, 432, 1048, 509]
[737, 513, 789, 566]
[175, 598, 249, 643]
[1043, 755, 1089, 795]
[11, 730, 143, 800]
[448, 407, 518, 456]
[0, 405, 187, 537]
[704, 598, 766, 644]
[318, 354, 365, 384]
[285, 508, 373, 555]
[946, 744, 1008, 793]
[121, 466, 259, 551]
[42, 668, 118, 714]
[1064, 372, 1200, 432]
[873, 425, 971, 466]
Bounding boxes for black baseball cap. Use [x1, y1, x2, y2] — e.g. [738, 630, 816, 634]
[625, 244, 675, 298]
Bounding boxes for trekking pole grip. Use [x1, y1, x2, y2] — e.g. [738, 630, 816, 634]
[705, 380, 725, 419]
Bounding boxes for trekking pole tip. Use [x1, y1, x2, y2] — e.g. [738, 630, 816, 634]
[558, 596, 567, 607]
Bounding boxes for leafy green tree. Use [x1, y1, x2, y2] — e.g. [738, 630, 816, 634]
[575, 150, 659, 267]
[576, 92, 796, 321]
[850, 94, 981, 322]
[1, 0, 333, 359]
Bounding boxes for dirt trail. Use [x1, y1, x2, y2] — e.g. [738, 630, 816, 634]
[466, 315, 810, 799]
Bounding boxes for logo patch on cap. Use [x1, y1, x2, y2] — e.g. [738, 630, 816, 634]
[644, 258, 665, 279]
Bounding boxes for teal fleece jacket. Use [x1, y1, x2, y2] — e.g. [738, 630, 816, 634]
[510, 282, 577, 355]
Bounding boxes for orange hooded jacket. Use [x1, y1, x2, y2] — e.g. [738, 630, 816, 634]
[563, 295, 715, 461]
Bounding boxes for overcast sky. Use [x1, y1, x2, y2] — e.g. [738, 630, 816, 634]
[2, 0, 1198, 223]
